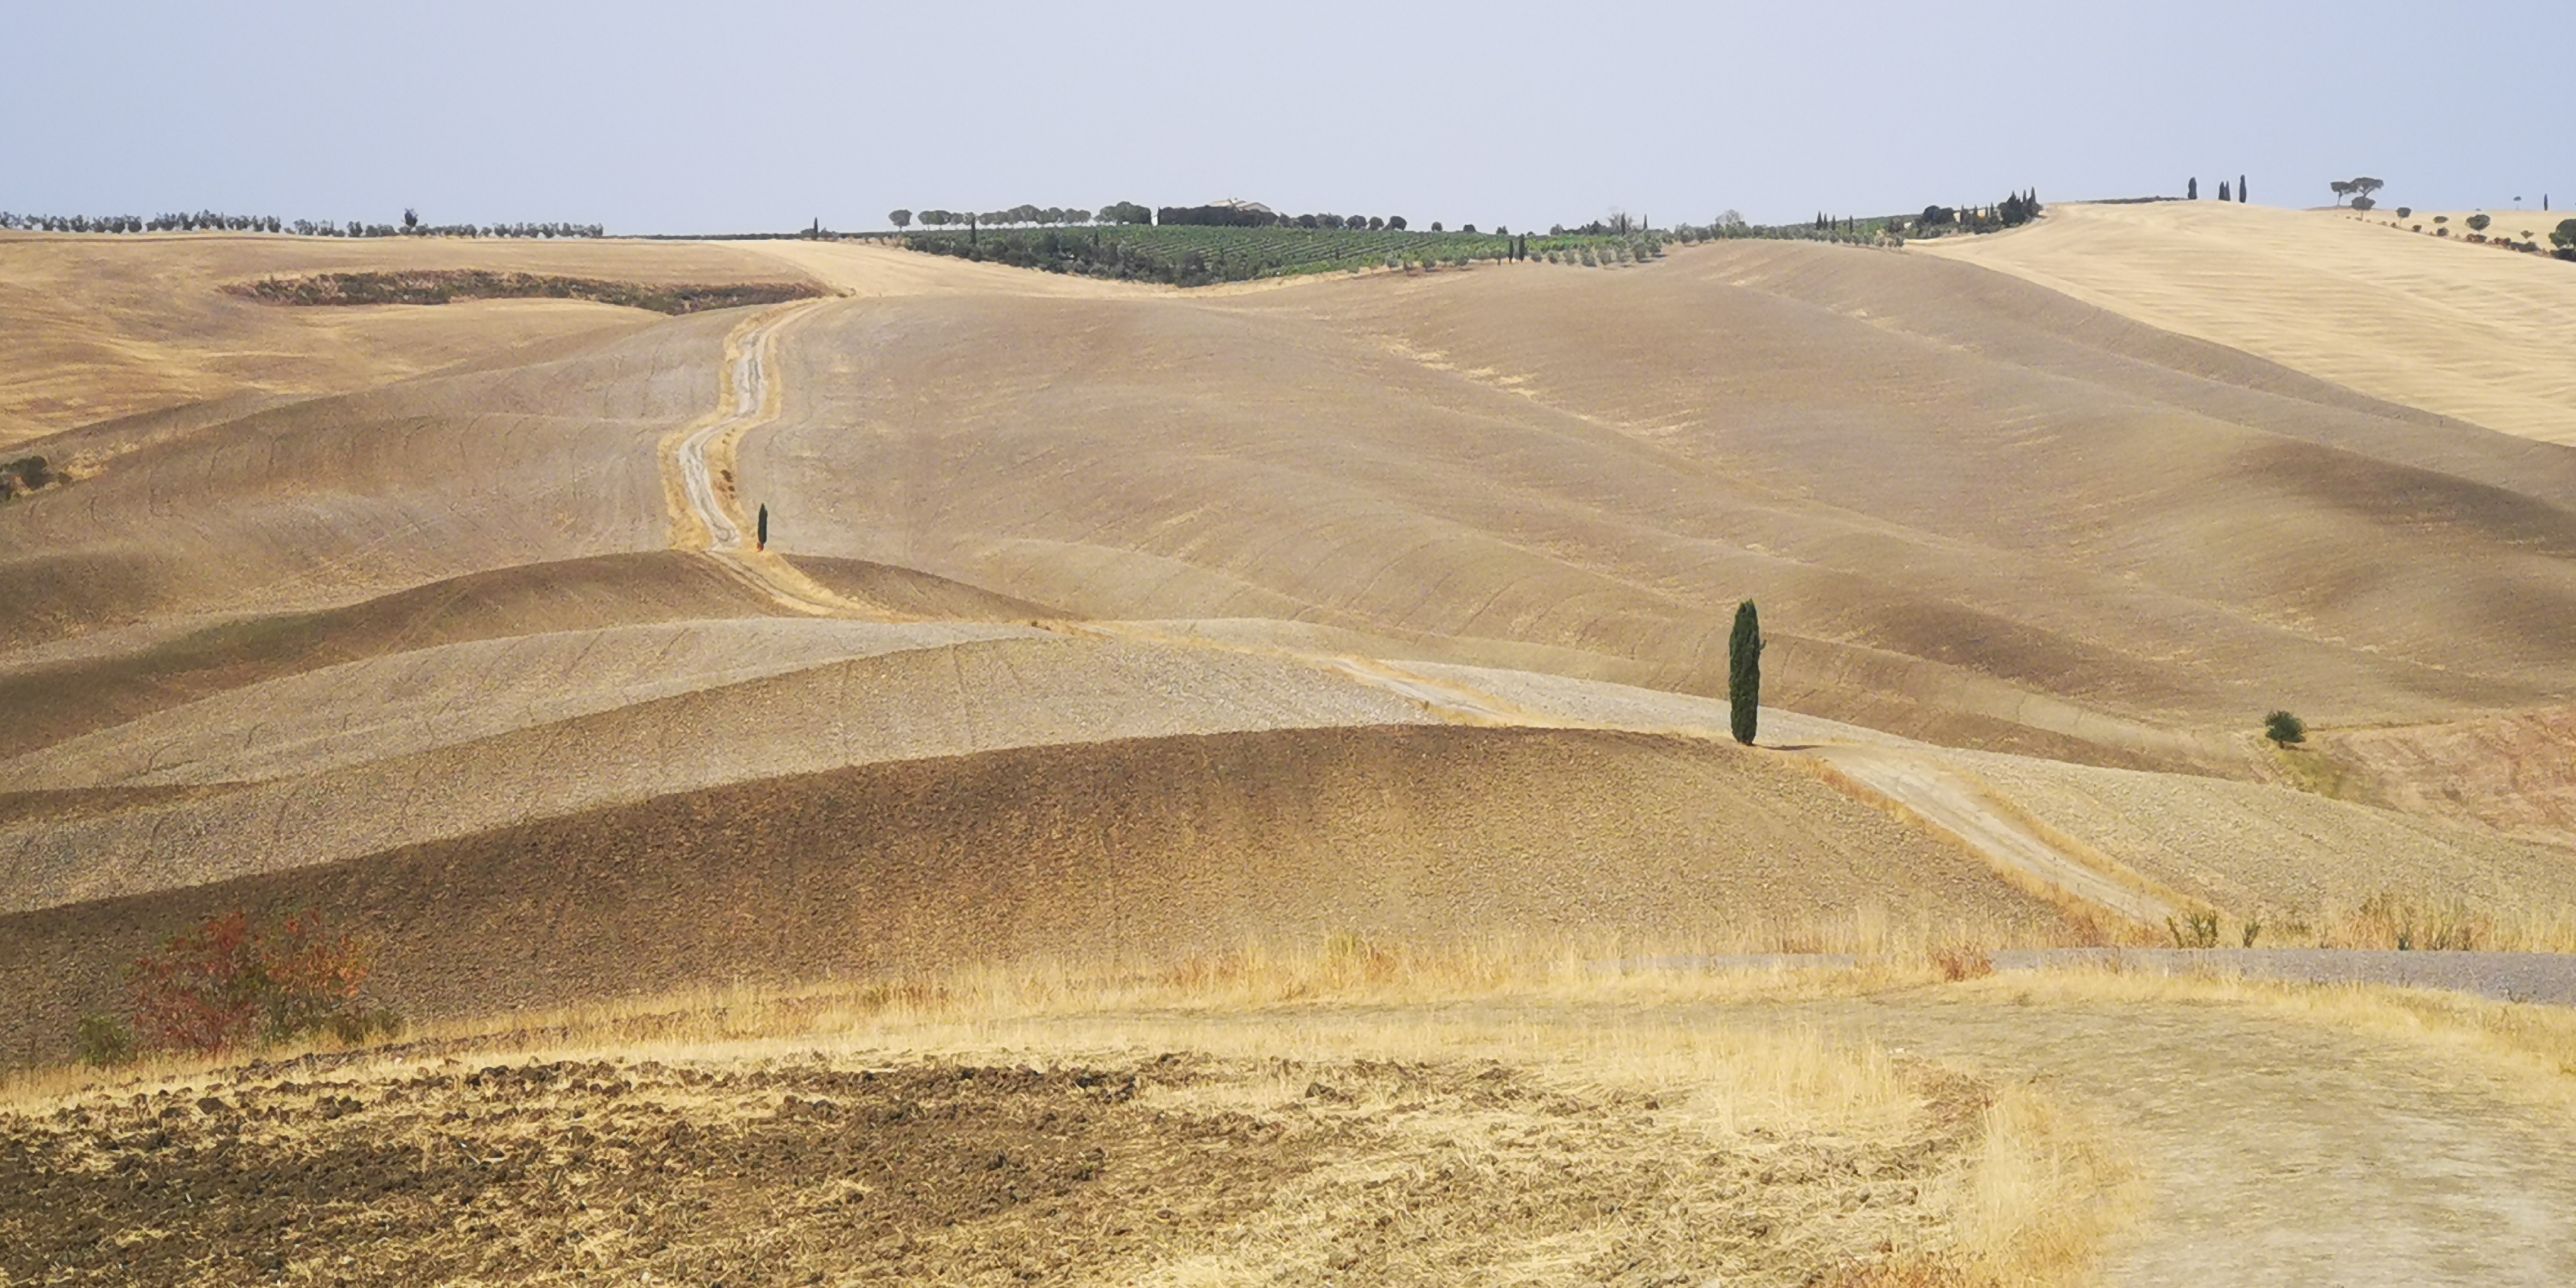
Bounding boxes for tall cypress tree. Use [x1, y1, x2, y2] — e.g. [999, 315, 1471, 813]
[1728, 601, 1763, 746]
[2239, 175, 2248, 203]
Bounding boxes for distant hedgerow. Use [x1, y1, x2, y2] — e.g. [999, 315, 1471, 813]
[228, 271, 822, 315]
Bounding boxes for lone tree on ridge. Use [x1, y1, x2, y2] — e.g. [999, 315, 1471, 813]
[888, 208, 912, 231]
[1728, 601, 1763, 746]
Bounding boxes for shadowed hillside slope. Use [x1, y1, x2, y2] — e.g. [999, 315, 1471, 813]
[0, 724, 2062, 1065]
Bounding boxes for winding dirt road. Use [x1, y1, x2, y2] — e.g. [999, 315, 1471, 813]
[663, 301, 864, 617]
[1810, 743, 2183, 926]
[1806, 991, 2576, 1286]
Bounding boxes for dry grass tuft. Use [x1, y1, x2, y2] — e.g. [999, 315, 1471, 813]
[1936, 948, 1997, 982]
[1815, 1080, 2133, 1288]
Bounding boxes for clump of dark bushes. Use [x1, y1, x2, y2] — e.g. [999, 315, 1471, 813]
[0, 454, 60, 501]
[228, 271, 823, 315]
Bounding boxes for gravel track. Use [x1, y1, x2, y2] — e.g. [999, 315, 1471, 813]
[1996, 947, 2576, 1007]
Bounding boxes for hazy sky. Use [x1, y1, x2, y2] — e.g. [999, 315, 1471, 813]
[6, 1, 2562, 234]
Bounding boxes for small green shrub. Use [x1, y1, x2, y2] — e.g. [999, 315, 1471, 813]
[327, 1007, 404, 1044]
[2263, 710, 2306, 745]
[2168, 910, 2222, 949]
[75, 1013, 135, 1067]
[2466, 213, 2491, 232]
[2341, 893, 2484, 951]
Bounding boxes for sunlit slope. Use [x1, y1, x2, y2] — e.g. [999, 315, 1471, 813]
[0, 309, 739, 650]
[1377, 662, 2576, 917]
[0, 232, 806, 447]
[7, 230, 2576, 1072]
[0, 628, 1439, 912]
[741, 243, 2576, 763]
[1916, 201, 2576, 443]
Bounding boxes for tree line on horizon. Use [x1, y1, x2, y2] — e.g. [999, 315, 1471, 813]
[0, 208, 604, 239]
[888, 203, 1419, 232]
[1904, 190, 2041, 237]
[893, 200, 1907, 243]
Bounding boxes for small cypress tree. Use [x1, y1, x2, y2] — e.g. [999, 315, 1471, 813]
[756, 503, 769, 551]
[2188, 177, 2198, 201]
[1728, 601, 1763, 745]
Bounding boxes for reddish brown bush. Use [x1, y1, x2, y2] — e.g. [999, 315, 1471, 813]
[125, 910, 389, 1055]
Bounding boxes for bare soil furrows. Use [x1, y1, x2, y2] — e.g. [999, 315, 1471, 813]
[0, 725, 2060, 1065]
[0, 1048, 1985, 1287]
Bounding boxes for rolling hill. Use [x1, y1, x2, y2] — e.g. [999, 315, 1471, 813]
[3, 216, 2573, 1067]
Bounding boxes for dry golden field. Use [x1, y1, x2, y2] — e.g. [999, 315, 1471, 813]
[5, 214, 2576, 1283]
[1917, 200, 2576, 443]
